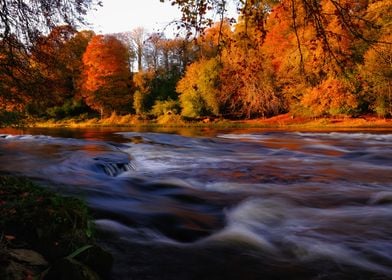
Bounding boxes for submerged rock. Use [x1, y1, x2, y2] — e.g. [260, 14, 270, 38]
[94, 156, 135, 177]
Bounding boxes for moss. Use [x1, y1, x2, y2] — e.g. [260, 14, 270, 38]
[0, 175, 93, 259]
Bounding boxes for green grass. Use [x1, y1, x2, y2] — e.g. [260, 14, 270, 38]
[0, 175, 93, 259]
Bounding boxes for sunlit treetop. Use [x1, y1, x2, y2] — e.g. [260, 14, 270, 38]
[160, 0, 389, 44]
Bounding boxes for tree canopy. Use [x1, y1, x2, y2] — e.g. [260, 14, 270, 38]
[0, 0, 391, 123]
[81, 35, 132, 117]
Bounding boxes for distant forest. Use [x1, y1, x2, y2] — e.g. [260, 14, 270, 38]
[0, 0, 391, 124]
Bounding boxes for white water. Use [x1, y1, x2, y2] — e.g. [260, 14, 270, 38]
[0, 130, 391, 279]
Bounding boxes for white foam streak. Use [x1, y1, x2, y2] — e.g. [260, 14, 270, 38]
[369, 191, 392, 205]
[95, 219, 172, 243]
[209, 198, 392, 275]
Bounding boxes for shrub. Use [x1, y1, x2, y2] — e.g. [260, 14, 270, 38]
[0, 110, 24, 127]
[46, 99, 89, 119]
[150, 99, 180, 117]
[156, 114, 184, 125]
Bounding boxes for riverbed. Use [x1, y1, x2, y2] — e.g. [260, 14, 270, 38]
[0, 127, 391, 279]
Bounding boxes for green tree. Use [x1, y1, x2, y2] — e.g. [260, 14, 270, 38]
[177, 58, 221, 118]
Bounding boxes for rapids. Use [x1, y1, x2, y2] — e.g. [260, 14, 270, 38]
[0, 128, 391, 279]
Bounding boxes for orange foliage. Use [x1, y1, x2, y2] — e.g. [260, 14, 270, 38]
[301, 77, 358, 116]
[219, 20, 285, 119]
[30, 26, 92, 108]
[197, 20, 232, 58]
[81, 35, 132, 116]
[263, 4, 295, 74]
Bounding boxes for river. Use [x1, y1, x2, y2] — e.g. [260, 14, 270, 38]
[0, 127, 391, 279]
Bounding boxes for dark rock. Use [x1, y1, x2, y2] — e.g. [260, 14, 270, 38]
[44, 258, 100, 280]
[1, 260, 33, 280]
[1, 248, 46, 280]
[9, 249, 48, 266]
[74, 245, 113, 278]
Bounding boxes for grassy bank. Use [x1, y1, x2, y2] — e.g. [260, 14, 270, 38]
[244, 113, 392, 129]
[0, 175, 112, 279]
[32, 113, 392, 130]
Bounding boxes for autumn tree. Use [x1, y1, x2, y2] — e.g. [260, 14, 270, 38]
[24, 27, 95, 117]
[301, 77, 358, 117]
[0, 0, 99, 82]
[0, 0, 98, 120]
[197, 20, 232, 58]
[30, 26, 77, 108]
[356, 0, 392, 117]
[360, 34, 392, 117]
[161, 0, 382, 56]
[132, 70, 155, 115]
[162, 0, 391, 119]
[177, 57, 221, 118]
[81, 35, 132, 117]
[219, 16, 285, 118]
[253, 0, 368, 116]
[0, 36, 32, 111]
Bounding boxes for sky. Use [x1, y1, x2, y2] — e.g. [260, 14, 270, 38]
[86, 0, 182, 35]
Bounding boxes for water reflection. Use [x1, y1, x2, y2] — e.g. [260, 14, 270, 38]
[0, 128, 391, 279]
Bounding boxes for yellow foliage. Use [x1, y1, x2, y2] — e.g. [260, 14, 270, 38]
[177, 58, 221, 118]
[360, 33, 392, 116]
[133, 70, 155, 95]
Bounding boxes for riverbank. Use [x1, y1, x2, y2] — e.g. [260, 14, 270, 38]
[31, 113, 392, 130]
[0, 175, 112, 279]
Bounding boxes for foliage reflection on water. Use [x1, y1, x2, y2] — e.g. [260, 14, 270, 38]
[0, 127, 391, 279]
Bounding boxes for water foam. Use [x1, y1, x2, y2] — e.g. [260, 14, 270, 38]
[206, 197, 392, 275]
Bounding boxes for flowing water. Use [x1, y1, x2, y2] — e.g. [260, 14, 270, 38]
[0, 127, 391, 279]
